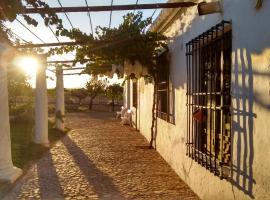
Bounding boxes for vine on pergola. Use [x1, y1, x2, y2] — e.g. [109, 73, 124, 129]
[0, 0, 63, 43]
[49, 12, 168, 148]
[1, 2, 168, 148]
[49, 12, 168, 80]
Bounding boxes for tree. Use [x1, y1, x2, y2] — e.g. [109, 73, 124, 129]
[85, 79, 105, 110]
[70, 88, 88, 105]
[48, 12, 168, 148]
[7, 64, 32, 109]
[105, 84, 123, 111]
[48, 12, 167, 78]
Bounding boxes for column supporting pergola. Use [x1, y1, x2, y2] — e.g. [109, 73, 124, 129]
[0, 44, 22, 183]
[55, 65, 65, 131]
[34, 56, 49, 147]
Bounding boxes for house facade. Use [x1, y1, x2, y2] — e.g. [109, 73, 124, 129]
[123, 0, 270, 199]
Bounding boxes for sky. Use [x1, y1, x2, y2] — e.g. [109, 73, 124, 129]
[5, 0, 166, 88]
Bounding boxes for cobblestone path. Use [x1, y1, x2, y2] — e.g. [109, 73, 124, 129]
[4, 112, 199, 200]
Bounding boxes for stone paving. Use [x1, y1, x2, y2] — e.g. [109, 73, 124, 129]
[3, 112, 199, 200]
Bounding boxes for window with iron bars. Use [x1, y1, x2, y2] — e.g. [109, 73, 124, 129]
[156, 52, 174, 123]
[186, 21, 232, 179]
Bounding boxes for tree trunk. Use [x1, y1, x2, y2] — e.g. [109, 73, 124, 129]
[112, 98, 115, 111]
[89, 98, 93, 110]
[14, 96, 17, 107]
[149, 76, 157, 149]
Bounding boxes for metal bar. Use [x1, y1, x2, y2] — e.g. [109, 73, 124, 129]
[188, 43, 192, 157]
[133, 0, 139, 13]
[167, 66, 170, 122]
[16, 34, 143, 48]
[22, 2, 197, 14]
[47, 25, 71, 61]
[186, 43, 190, 156]
[195, 39, 199, 162]
[194, 39, 198, 162]
[46, 59, 91, 64]
[157, 89, 168, 92]
[187, 104, 228, 110]
[48, 25, 60, 42]
[199, 34, 203, 166]
[57, 0, 74, 29]
[202, 36, 206, 165]
[220, 22, 225, 178]
[109, 0, 114, 28]
[46, 68, 55, 73]
[63, 72, 87, 75]
[84, 0, 94, 35]
[191, 41, 195, 160]
[150, 9, 157, 19]
[199, 37, 204, 165]
[192, 92, 222, 95]
[188, 41, 192, 157]
[208, 29, 213, 171]
[1, 23, 30, 44]
[214, 23, 219, 175]
[17, 41, 80, 48]
[15, 18, 45, 43]
[62, 67, 86, 70]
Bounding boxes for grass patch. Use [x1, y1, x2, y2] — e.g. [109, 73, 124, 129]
[10, 120, 66, 169]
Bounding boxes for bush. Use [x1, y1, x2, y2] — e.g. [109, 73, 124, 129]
[10, 103, 33, 116]
[48, 105, 56, 114]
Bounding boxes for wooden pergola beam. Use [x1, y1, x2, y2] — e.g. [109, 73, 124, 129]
[22, 2, 197, 14]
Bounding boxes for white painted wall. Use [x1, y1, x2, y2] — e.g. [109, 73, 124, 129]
[124, 0, 270, 199]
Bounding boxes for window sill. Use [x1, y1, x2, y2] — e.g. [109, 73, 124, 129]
[157, 116, 175, 125]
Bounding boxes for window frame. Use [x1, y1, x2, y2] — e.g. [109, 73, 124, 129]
[156, 51, 174, 124]
[132, 80, 137, 108]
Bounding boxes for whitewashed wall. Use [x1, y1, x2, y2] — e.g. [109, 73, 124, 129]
[124, 0, 270, 199]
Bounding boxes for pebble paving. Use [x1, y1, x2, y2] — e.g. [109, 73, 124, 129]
[3, 112, 199, 200]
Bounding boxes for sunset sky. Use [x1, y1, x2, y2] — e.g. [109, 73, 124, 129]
[5, 0, 165, 88]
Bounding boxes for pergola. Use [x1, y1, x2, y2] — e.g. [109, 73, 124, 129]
[0, 0, 220, 183]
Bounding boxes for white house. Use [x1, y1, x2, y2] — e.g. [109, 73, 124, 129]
[123, 0, 270, 199]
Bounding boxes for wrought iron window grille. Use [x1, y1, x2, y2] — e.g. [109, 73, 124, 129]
[186, 20, 232, 179]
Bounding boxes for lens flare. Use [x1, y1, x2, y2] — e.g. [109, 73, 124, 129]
[16, 56, 39, 76]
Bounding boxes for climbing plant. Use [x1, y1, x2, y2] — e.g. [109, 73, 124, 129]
[0, 0, 63, 44]
[49, 12, 168, 148]
[49, 12, 167, 79]
[1, 4, 169, 148]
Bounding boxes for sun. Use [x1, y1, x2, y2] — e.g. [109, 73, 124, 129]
[16, 56, 39, 76]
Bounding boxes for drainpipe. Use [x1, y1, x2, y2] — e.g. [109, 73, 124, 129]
[0, 44, 22, 183]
